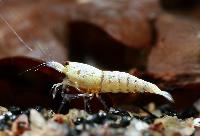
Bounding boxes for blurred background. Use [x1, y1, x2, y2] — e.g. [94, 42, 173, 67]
[0, 0, 200, 71]
[0, 0, 200, 111]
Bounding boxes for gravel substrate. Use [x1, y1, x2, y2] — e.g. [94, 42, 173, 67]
[1, 102, 200, 136]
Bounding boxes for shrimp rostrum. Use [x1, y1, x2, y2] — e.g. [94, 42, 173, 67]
[46, 61, 173, 102]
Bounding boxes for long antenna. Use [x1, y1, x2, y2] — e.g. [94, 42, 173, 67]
[0, 14, 33, 51]
[18, 62, 47, 75]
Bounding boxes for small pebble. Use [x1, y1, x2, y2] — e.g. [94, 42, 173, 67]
[0, 107, 8, 115]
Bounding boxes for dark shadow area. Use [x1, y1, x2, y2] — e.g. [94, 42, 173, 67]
[160, 0, 200, 10]
[68, 22, 134, 71]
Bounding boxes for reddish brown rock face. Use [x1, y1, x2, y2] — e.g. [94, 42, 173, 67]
[148, 13, 200, 76]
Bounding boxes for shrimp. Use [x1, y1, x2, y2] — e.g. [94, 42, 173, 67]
[46, 61, 174, 102]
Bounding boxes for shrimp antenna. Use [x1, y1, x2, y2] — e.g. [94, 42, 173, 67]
[0, 4, 54, 76]
[0, 14, 33, 51]
[36, 42, 53, 62]
[18, 62, 47, 75]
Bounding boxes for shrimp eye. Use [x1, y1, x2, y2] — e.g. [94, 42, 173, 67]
[64, 61, 69, 65]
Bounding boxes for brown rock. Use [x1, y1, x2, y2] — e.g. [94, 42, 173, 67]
[148, 13, 200, 77]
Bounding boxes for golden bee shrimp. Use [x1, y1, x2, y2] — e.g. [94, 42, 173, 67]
[46, 61, 173, 102]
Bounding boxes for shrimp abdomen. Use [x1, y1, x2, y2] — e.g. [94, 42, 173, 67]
[101, 71, 173, 102]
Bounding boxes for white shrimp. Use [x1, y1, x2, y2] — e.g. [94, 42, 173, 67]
[46, 61, 174, 102]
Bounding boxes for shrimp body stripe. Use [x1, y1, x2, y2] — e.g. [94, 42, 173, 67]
[101, 71, 129, 93]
